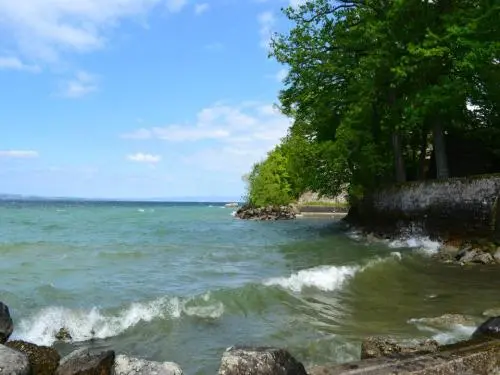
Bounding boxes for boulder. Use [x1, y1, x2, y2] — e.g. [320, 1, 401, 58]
[494, 248, 500, 263]
[218, 346, 307, 375]
[0, 344, 31, 375]
[472, 316, 500, 340]
[360, 337, 439, 360]
[55, 348, 114, 375]
[55, 327, 72, 342]
[6, 340, 60, 375]
[114, 355, 183, 375]
[0, 301, 14, 344]
[455, 248, 494, 264]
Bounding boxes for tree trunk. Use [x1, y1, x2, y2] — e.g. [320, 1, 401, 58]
[388, 89, 406, 183]
[433, 121, 449, 179]
[417, 130, 429, 180]
[392, 132, 406, 183]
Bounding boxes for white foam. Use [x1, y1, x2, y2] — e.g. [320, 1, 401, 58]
[13, 294, 224, 346]
[408, 317, 477, 345]
[264, 265, 360, 292]
[264, 255, 399, 293]
[431, 324, 476, 344]
[388, 236, 441, 255]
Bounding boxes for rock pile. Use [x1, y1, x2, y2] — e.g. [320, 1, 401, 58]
[235, 205, 297, 220]
[434, 240, 500, 265]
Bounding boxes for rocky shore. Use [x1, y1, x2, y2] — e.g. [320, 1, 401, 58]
[3, 300, 500, 375]
[235, 204, 298, 220]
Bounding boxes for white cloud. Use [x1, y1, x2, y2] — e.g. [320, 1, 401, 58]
[122, 101, 292, 173]
[0, 0, 188, 63]
[60, 70, 98, 98]
[165, 0, 188, 12]
[0, 150, 39, 158]
[194, 3, 210, 15]
[121, 128, 152, 139]
[0, 56, 40, 73]
[127, 152, 162, 163]
[258, 11, 276, 49]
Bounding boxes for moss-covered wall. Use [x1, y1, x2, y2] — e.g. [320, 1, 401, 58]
[346, 174, 500, 240]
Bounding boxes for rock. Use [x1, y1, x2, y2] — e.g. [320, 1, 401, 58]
[0, 344, 31, 375]
[235, 205, 296, 221]
[474, 252, 494, 264]
[114, 355, 183, 375]
[455, 248, 494, 264]
[0, 301, 14, 344]
[483, 308, 500, 317]
[218, 346, 307, 375]
[56, 348, 114, 375]
[360, 337, 439, 360]
[414, 314, 478, 329]
[55, 327, 72, 341]
[6, 340, 60, 375]
[472, 316, 500, 340]
[493, 248, 500, 263]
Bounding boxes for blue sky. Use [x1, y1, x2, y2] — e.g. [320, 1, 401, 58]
[0, 0, 300, 200]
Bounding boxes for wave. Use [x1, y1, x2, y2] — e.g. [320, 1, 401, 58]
[347, 229, 441, 255]
[13, 294, 224, 346]
[408, 315, 478, 345]
[264, 255, 399, 293]
[264, 265, 359, 293]
[388, 236, 440, 255]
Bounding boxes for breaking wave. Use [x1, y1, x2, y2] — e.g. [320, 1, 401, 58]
[264, 255, 400, 293]
[13, 293, 224, 346]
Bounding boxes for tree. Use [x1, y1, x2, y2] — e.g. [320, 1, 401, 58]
[243, 0, 500, 206]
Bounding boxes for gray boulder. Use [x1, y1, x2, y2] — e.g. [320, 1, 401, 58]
[56, 348, 114, 375]
[218, 346, 307, 375]
[0, 344, 31, 375]
[114, 355, 183, 375]
[0, 302, 13, 344]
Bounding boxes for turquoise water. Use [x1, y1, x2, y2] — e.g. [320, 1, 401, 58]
[2, 200, 500, 374]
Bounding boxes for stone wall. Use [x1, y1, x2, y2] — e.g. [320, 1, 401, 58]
[346, 174, 500, 240]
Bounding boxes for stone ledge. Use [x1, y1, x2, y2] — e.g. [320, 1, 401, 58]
[308, 339, 500, 375]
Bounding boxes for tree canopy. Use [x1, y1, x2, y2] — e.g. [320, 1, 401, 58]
[244, 0, 500, 207]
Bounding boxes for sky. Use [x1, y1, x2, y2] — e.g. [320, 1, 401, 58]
[0, 0, 303, 200]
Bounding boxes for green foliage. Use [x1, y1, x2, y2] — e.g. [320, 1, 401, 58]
[244, 0, 500, 205]
[245, 148, 294, 207]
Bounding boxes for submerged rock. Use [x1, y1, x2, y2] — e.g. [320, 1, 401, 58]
[360, 337, 439, 360]
[0, 301, 14, 344]
[412, 314, 478, 329]
[218, 346, 307, 375]
[56, 348, 114, 375]
[0, 344, 31, 375]
[472, 316, 500, 340]
[6, 340, 60, 375]
[114, 355, 183, 375]
[55, 327, 72, 341]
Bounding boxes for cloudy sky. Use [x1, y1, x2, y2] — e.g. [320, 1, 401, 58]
[0, 0, 301, 200]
